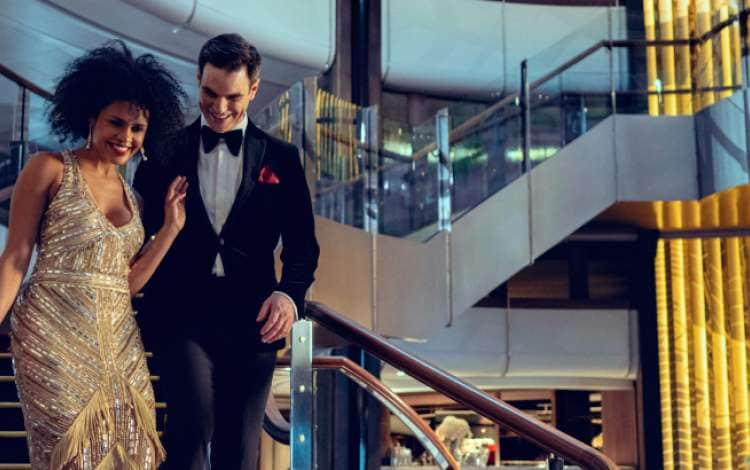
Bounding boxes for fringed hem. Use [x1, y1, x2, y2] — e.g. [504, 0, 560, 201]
[48, 383, 165, 470]
[95, 444, 139, 470]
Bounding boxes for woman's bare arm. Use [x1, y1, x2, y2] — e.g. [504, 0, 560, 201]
[0, 153, 63, 322]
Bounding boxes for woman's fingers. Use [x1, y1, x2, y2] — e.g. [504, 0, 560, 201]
[177, 177, 188, 194]
[166, 176, 180, 198]
[166, 176, 188, 199]
[166, 178, 188, 205]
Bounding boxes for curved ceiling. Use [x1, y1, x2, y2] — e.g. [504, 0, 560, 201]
[382, 0, 625, 97]
[1, 0, 624, 106]
[0, 0, 324, 112]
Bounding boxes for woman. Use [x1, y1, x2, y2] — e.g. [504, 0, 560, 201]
[0, 42, 187, 469]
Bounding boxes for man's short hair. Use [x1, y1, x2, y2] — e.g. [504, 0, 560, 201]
[198, 33, 261, 82]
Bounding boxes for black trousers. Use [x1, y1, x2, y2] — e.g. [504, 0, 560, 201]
[157, 312, 277, 469]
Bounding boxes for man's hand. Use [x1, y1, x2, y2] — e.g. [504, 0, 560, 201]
[257, 292, 295, 343]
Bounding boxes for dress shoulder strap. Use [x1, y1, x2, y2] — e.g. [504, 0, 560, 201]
[61, 149, 73, 166]
[56, 149, 80, 193]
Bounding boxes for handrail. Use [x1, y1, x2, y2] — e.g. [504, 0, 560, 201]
[0, 63, 54, 205]
[264, 355, 460, 469]
[0, 63, 53, 100]
[304, 301, 618, 470]
[263, 393, 291, 444]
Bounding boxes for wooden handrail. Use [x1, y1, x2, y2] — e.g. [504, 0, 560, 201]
[266, 355, 460, 469]
[304, 301, 618, 470]
[0, 63, 53, 100]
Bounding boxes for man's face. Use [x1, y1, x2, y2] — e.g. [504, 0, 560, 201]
[197, 63, 259, 133]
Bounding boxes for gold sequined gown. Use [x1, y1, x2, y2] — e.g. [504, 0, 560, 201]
[10, 151, 165, 469]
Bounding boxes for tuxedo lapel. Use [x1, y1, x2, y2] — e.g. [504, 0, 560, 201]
[221, 120, 267, 235]
[182, 119, 214, 232]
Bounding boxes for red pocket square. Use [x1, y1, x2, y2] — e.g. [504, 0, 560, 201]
[258, 166, 280, 184]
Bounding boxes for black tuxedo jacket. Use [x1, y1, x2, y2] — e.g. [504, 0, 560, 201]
[133, 118, 319, 349]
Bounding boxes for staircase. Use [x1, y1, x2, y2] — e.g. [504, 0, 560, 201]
[311, 112, 699, 340]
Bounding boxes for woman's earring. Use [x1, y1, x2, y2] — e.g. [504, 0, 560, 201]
[140, 147, 148, 161]
[85, 126, 93, 150]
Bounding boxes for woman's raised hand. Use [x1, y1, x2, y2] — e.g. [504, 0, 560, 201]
[163, 176, 188, 234]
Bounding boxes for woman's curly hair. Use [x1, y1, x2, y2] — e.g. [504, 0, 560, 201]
[48, 40, 186, 157]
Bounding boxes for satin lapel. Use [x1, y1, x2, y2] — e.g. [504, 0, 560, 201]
[221, 121, 267, 235]
[182, 119, 213, 231]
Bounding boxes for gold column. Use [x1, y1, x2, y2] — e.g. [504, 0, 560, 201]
[696, 0, 717, 108]
[714, 0, 735, 99]
[659, 0, 679, 114]
[704, 196, 733, 466]
[644, 0, 661, 115]
[730, 1, 743, 88]
[334, 96, 341, 180]
[656, 238, 675, 469]
[685, 202, 713, 468]
[719, 191, 750, 467]
[674, 0, 693, 114]
[315, 90, 322, 179]
[666, 202, 693, 466]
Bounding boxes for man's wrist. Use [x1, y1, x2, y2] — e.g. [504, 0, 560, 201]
[273, 290, 298, 320]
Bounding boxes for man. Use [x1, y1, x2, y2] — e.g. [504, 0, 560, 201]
[134, 33, 319, 470]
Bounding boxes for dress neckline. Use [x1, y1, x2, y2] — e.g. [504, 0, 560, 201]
[67, 150, 136, 231]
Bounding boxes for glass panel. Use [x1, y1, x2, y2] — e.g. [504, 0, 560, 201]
[450, 101, 523, 219]
[529, 46, 614, 168]
[383, 117, 414, 160]
[314, 105, 378, 231]
[26, 91, 57, 155]
[315, 175, 366, 229]
[379, 117, 438, 240]
[526, 9, 613, 86]
[253, 81, 304, 144]
[309, 367, 458, 469]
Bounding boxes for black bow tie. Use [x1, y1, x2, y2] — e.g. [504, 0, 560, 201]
[201, 125, 243, 156]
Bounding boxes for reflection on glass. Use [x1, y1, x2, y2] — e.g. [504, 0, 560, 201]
[526, 9, 614, 85]
[378, 118, 439, 239]
[451, 104, 523, 217]
[529, 48, 614, 168]
[313, 100, 377, 231]
[27, 91, 57, 155]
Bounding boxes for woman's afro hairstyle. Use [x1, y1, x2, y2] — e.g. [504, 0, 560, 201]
[48, 40, 187, 156]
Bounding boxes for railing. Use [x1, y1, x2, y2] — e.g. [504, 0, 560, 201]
[270, 7, 750, 240]
[278, 302, 619, 470]
[3, 9, 750, 467]
[0, 63, 57, 203]
[264, 355, 461, 469]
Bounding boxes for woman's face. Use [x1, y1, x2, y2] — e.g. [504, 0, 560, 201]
[90, 100, 149, 166]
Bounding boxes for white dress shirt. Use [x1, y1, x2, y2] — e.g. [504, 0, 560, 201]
[198, 113, 297, 317]
[198, 113, 246, 275]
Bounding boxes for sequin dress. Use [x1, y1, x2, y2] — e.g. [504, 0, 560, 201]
[10, 151, 165, 469]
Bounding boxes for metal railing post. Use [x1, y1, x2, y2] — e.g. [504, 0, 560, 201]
[291, 320, 314, 469]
